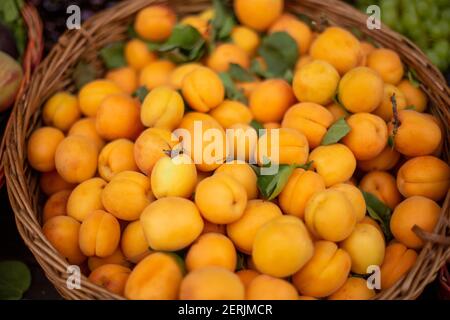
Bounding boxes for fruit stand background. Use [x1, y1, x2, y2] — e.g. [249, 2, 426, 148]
[0, 0, 448, 299]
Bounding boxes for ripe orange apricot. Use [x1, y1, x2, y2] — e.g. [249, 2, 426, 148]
[358, 146, 400, 172]
[66, 177, 106, 222]
[134, 5, 176, 42]
[121, 220, 152, 264]
[106, 67, 138, 94]
[40, 171, 75, 196]
[215, 161, 258, 200]
[269, 14, 312, 54]
[360, 171, 402, 209]
[78, 80, 123, 117]
[380, 242, 418, 290]
[234, 0, 283, 31]
[43, 92, 81, 132]
[139, 60, 176, 90]
[89, 264, 131, 296]
[27, 127, 64, 172]
[68, 117, 105, 151]
[43, 189, 71, 223]
[367, 48, 404, 85]
[231, 26, 260, 56]
[246, 275, 298, 300]
[207, 43, 250, 72]
[209, 100, 253, 129]
[373, 84, 407, 121]
[124, 39, 157, 70]
[397, 79, 428, 112]
[328, 277, 375, 300]
[87, 248, 131, 271]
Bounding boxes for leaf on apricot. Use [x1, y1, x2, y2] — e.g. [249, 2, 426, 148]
[73, 60, 97, 90]
[362, 191, 393, 241]
[218, 72, 248, 104]
[100, 41, 127, 69]
[321, 117, 351, 145]
[228, 63, 256, 82]
[407, 68, 421, 88]
[210, 0, 236, 46]
[132, 86, 149, 102]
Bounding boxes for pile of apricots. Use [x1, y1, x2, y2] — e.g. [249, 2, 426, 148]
[27, 0, 449, 300]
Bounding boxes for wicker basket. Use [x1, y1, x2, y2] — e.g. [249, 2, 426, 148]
[3, 0, 450, 300]
[0, 3, 43, 188]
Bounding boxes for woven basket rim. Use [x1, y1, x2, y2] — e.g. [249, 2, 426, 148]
[3, 0, 450, 300]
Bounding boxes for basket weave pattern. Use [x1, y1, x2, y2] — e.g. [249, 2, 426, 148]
[3, 0, 450, 300]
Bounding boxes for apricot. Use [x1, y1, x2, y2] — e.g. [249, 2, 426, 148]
[236, 80, 260, 99]
[134, 5, 176, 42]
[43, 189, 70, 223]
[253, 216, 314, 277]
[87, 248, 131, 271]
[292, 61, 340, 105]
[79, 210, 121, 257]
[269, 13, 312, 54]
[293, 241, 351, 298]
[27, 127, 64, 172]
[389, 110, 442, 157]
[390, 196, 441, 249]
[330, 183, 366, 222]
[326, 102, 348, 122]
[106, 67, 138, 94]
[98, 139, 138, 182]
[195, 173, 247, 224]
[367, 48, 404, 85]
[341, 223, 385, 274]
[186, 233, 237, 272]
[121, 220, 152, 263]
[231, 26, 260, 56]
[396, 156, 450, 201]
[279, 169, 326, 219]
[40, 171, 75, 196]
[295, 55, 314, 71]
[310, 27, 362, 74]
[360, 216, 383, 236]
[201, 220, 226, 235]
[209, 100, 253, 129]
[141, 197, 203, 251]
[139, 60, 176, 90]
[43, 216, 86, 265]
[55, 135, 98, 183]
[360, 171, 402, 209]
[250, 79, 296, 123]
[78, 80, 123, 117]
[102, 171, 154, 221]
[207, 43, 250, 72]
[247, 275, 298, 300]
[43, 92, 81, 131]
[89, 264, 131, 296]
[397, 79, 428, 112]
[256, 128, 309, 165]
[227, 123, 258, 162]
[342, 113, 388, 160]
[328, 277, 375, 300]
[168, 63, 201, 89]
[358, 41, 375, 66]
[215, 161, 257, 200]
[308, 144, 356, 187]
[380, 242, 418, 289]
[181, 15, 209, 38]
[227, 200, 282, 254]
[234, 0, 283, 31]
[141, 86, 184, 130]
[66, 178, 106, 222]
[236, 269, 259, 289]
[68, 117, 105, 151]
[373, 84, 407, 121]
[125, 252, 183, 300]
[134, 128, 179, 175]
[305, 189, 356, 242]
[124, 39, 157, 70]
[151, 153, 197, 199]
[358, 146, 400, 172]
[177, 112, 226, 172]
[337, 67, 384, 113]
[179, 266, 245, 300]
[181, 66, 225, 112]
[282, 102, 334, 148]
[264, 122, 280, 129]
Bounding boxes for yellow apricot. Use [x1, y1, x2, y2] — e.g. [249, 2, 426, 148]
[305, 189, 356, 242]
[367, 48, 404, 85]
[106, 67, 138, 94]
[253, 216, 314, 277]
[234, 0, 283, 31]
[121, 220, 152, 264]
[66, 177, 106, 222]
[337, 67, 384, 113]
[141, 86, 184, 130]
[98, 139, 138, 182]
[236, 80, 260, 99]
[140, 197, 204, 251]
[328, 277, 375, 300]
[390, 196, 441, 249]
[263, 122, 281, 129]
[397, 79, 428, 112]
[310, 27, 362, 75]
[292, 241, 351, 298]
[360, 171, 402, 209]
[380, 242, 418, 290]
[68, 117, 105, 151]
[342, 113, 388, 160]
[279, 169, 326, 219]
[236, 269, 260, 289]
[139, 60, 176, 90]
[40, 171, 75, 196]
[270, 13, 312, 54]
[87, 248, 131, 272]
[325, 102, 349, 122]
[134, 5, 176, 42]
[358, 146, 400, 172]
[227, 200, 282, 254]
[358, 41, 375, 66]
[281, 102, 334, 148]
[373, 84, 407, 121]
[55, 135, 98, 183]
[43, 92, 81, 131]
[125, 252, 183, 300]
[215, 161, 258, 200]
[207, 43, 250, 72]
[231, 26, 260, 56]
[209, 100, 253, 129]
[247, 275, 298, 300]
[330, 183, 366, 222]
[308, 144, 356, 187]
[27, 127, 64, 172]
[181, 66, 225, 112]
[89, 264, 131, 296]
[43, 189, 71, 223]
[295, 55, 314, 71]
[168, 63, 201, 89]
[341, 223, 385, 274]
[124, 39, 157, 70]
[227, 123, 258, 162]
[78, 80, 123, 117]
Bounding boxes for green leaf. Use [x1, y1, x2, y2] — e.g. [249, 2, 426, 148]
[258, 32, 299, 78]
[250, 59, 273, 79]
[250, 120, 264, 135]
[407, 68, 421, 88]
[0, 260, 31, 300]
[132, 86, 149, 102]
[257, 162, 313, 200]
[73, 60, 97, 90]
[228, 63, 255, 82]
[321, 117, 351, 145]
[219, 72, 248, 104]
[387, 135, 395, 149]
[0, 0, 20, 23]
[211, 0, 236, 43]
[362, 191, 393, 241]
[99, 41, 126, 69]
